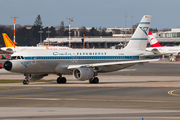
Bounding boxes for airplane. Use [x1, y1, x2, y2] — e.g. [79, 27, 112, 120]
[3, 15, 159, 85]
[0, 33, 69, 53]
[146, 32, 180, 61]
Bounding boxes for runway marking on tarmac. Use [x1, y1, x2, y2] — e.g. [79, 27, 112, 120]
[11, 98, 61, 101]
[168, 89, 180, 96]
[8, 97, 168, 103]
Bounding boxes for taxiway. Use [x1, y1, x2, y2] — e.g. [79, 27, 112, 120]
[0, 60, 180, 120]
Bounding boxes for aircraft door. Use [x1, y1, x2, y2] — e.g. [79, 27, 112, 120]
[71, 55, 78, 62]
[29, 51, 37, 65]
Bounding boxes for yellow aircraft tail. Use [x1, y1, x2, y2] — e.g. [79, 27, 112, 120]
[2, 33, 17, 47]
[45, 45, 49, 49]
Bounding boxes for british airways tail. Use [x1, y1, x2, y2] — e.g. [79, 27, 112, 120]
[2, 33, 17, 47]
[124, 15, 151, 51]
[148, 32, 163, 47]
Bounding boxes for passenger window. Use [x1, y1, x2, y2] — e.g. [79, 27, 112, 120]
[21, 56, 24, 59]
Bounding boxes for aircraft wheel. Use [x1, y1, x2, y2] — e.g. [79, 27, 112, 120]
[57, 77, 66, 84]
[57, 77, 61, 83]
[23, 80, 29, 85]
[89, 77, 99, 84]
[93, 77, 99, 83]
[61, 77, 66, 83]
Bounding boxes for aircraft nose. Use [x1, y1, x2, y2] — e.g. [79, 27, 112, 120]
[3, 61, 12, 71]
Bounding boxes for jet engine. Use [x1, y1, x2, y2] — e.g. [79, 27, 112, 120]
[5, 48, 13, 53]
[24, 74, 48, 81]
[73, 68, 94, 81]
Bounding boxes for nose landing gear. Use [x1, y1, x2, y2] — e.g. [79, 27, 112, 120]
[23, 74, 30, 85]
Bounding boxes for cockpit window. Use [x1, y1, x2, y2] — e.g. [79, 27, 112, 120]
[11, 56, 17, 60]
[10, 56, 24, 60]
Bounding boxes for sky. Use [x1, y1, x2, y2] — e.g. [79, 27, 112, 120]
[0, 0, 180, 30]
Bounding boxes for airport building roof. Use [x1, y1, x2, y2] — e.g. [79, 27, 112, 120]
[43, 37, 180, 44]
[43, 28, 180, 48]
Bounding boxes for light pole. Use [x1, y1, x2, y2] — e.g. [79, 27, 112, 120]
[38, 27, 43, 45]
[46, 26, 51, 46]
[130, 10, 134, 35]
[124, 11, 128, 47]
[11, 17, 18, 46]
[67, 18, 73, 48]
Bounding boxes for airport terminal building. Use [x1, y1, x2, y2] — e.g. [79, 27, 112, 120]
[43, 28, 180, 49]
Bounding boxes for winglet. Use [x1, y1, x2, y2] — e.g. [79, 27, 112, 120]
[148, 32, 163, 47]
[2, 33, 17, 47]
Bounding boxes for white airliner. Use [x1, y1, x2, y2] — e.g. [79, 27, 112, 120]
[3, 15, 159, 85]
[0, 33, 69, 53]
[146, 32, 180, 61]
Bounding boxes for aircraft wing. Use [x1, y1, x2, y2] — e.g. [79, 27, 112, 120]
[140, 53, 174, 59]
[67, 59, 159, 69]
[146, 48, 177, 55]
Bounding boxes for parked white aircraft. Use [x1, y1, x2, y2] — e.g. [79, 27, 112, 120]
[3, 15, 159, 85]
[0, 33, 69, 53]
[146, 32, 180, 61]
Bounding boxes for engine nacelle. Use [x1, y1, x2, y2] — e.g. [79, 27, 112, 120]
[73, 68, 94, 81]
[25, 74, 48, 81]
[5, 48, 13, 53]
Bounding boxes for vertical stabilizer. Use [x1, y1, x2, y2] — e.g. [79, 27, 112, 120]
[124, 15, 151, 51]
[2, 33, 17, 47]
[148, 32, 163, 47]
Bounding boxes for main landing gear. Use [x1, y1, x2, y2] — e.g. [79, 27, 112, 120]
[57, 75, 66, 84]
[23, 74, 30, 85]
[89, 77, 99, 84]
[56, 75, 99, 84]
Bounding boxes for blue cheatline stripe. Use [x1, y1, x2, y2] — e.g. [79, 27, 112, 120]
[24, 56, 140, 60]
[130, 38, 147, 40]
[139, 22, 150, 24]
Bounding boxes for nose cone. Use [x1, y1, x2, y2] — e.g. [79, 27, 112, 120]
[3, 61, 12, 71]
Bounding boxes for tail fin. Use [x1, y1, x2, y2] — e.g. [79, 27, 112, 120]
[124, 15, 151, 51]
[148, 32, 163, 47]
[2, 33, 17, 47]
